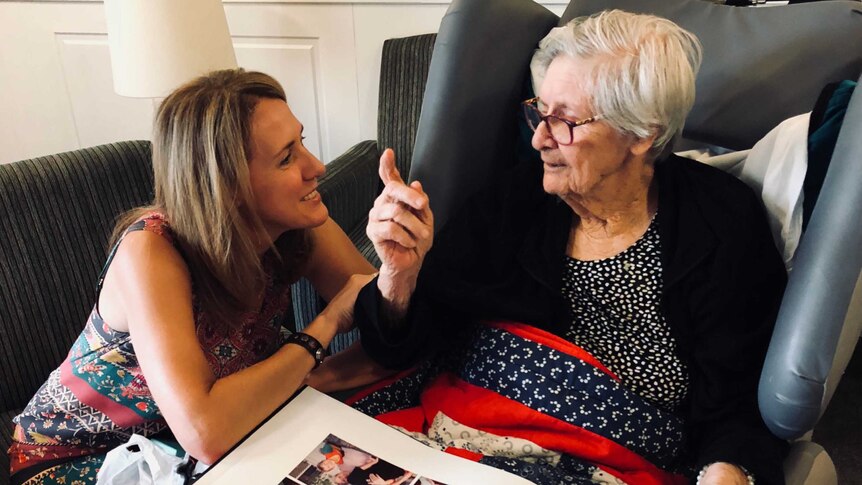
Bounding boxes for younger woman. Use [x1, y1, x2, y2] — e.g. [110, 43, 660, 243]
[9, 69, 380, 484]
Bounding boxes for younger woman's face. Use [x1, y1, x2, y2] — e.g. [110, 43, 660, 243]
[247, 98, 328, 241]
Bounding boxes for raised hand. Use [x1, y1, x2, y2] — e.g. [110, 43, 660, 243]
[366, 149, 433, 318]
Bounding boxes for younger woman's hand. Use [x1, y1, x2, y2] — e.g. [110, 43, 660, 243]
[321, 273, 376, 334]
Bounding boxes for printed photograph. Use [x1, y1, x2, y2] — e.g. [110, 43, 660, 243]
[280, 434, 421, 485]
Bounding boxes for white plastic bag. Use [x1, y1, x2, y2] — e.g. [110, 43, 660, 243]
[96, 434, 186, 485]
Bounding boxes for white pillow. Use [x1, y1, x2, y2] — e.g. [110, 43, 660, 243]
[679, 112, 810, 271]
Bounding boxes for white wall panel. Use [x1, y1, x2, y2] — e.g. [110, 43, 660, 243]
[0, 2, 105, 164]
[56, 34, 155, 149]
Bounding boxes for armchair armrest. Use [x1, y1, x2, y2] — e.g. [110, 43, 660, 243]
[759, 75, 862, 440]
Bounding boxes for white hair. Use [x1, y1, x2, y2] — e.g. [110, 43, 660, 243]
[530, 10, 703, 156]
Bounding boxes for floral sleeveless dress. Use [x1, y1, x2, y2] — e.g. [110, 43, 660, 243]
[8, 213, 294, 484]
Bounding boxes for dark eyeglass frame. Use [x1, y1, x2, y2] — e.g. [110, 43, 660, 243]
[521, 97, 602, 146]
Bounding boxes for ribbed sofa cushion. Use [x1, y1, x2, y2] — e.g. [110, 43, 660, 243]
[0, 141, 153, 413]
[318, 139, 380, 234]
[378, 33, 437, 177]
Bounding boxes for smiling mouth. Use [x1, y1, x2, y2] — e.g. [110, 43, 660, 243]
[301, 190, 319, 201]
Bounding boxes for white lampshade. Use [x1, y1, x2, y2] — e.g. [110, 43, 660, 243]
[104, 0, 238, 98]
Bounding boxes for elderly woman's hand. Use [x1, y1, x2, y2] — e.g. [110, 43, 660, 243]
[367, 149, 434, 320]
[698, 462, 751, 485]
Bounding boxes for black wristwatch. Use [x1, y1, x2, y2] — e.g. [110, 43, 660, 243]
[285, 332, 327, 369]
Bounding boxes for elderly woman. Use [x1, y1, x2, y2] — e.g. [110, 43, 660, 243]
[347, 10, 786, 485]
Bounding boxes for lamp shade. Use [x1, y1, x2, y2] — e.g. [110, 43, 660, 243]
[104, 0, 238, 98]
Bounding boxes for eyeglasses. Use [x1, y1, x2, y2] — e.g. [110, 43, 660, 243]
[521, 97, 601, 146]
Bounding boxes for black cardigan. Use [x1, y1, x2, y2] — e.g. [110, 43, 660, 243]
[356, 154, 788, 483]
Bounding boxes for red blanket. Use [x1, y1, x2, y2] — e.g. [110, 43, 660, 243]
[349, 322, 689, 484]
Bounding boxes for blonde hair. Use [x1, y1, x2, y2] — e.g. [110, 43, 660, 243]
[531, 10, 703, 156]
[114, 69, 311, 329]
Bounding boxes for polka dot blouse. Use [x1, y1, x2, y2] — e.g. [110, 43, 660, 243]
[561, 215, 690, 412]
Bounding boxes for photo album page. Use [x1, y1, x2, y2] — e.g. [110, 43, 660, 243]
[193, 387, 533, 485]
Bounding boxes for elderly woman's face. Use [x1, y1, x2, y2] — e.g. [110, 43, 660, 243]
[532, 56, 650, 201]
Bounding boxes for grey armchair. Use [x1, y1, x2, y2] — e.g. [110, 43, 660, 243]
[405, 0, 862, 484]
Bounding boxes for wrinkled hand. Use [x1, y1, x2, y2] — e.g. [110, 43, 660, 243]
[698, 463, 750, 485]
[367, 149, 433, 319]
[321, 273, 377, 334]
[367, 148, 434, 277]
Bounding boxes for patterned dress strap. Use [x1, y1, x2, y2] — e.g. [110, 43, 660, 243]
[95, 220, 146, 294]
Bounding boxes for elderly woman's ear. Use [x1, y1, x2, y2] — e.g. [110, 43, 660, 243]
[630, 133, 658, 158]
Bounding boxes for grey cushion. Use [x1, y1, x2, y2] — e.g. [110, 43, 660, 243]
[561, 0, 862, 150]
[408, 0, 559, 230]
[318, 139, 380, 233]
[378, 34, 437, 177]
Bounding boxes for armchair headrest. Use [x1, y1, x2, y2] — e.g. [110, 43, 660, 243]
[562, 0, 862, 150]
